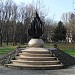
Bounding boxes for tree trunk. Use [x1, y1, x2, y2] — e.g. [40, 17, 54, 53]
[0, 29, 3, 46]
[6, 32, 9, 46]
[0, 34, 2, 46]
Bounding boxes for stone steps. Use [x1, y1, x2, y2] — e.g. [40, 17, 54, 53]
[21, 48, 50, 54]
[11, 60, 60, 65]
[5, 64, 63, 69]
[16, 56, 57, 61]
[19, 53, 52, 57]
[5, 47, 63, 69]
[6, 63, 63, 67]
[21, 51, 50, 54]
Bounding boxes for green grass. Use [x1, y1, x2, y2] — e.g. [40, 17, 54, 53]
[44, 43, 75, 56]
[44, 43, 53, 48]
[0, 43, 27, 55]
[0, 46, 17, 55]
[0, 43, 75, 56]
[57, 43, 75, 56]
[62, 49, 75, 56]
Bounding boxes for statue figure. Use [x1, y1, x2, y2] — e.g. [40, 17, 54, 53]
[28, 12, 44, 38]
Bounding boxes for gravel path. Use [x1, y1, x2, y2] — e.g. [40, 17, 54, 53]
[0, 65, 75, 75]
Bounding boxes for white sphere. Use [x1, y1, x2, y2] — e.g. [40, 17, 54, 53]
[28, 39, 44, 47]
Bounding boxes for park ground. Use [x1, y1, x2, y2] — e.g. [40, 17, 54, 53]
[0, 43, 75, 75]
[0, 64, 75, 75]
[0, 43, 75, 56]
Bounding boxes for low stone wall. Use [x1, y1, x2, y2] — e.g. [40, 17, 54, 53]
[49, 48, 75, 68]
[0, 47, 25, 65]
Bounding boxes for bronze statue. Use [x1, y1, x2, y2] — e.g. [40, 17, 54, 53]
[28, 12, 44, 38]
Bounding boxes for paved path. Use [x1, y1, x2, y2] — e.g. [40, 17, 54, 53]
[0, 65, 75, 75]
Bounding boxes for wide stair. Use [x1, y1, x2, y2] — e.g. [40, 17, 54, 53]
[5, 47, 63, 69]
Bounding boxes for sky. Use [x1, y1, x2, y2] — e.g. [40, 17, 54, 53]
[13, 0, 74, 21]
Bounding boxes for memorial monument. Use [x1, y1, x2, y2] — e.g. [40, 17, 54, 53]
[6, 12, 63, 69]
[28, 11, 44, 47]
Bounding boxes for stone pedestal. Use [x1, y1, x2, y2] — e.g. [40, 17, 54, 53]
[28, 39, 44, 47]
[5, 39, 63, 69]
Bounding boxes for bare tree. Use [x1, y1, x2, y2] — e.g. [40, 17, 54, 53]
[0, 0, 4, 46]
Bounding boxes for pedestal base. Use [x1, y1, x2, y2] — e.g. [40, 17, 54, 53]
[28, 39, 44, 47]
[5, 39, 63, 69]
[5, 47, 63, 69]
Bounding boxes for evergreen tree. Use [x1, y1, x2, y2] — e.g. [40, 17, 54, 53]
[52, 21, 67, 42]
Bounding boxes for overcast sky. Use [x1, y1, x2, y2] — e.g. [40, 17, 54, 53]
[12, 0, 73, 21]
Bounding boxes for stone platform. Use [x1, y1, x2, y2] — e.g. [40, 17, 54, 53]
[5, 47, 63, 69]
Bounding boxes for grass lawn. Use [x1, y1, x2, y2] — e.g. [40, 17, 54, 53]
[0, 46, 17, 55]
[57, 43, 75, 56]
[0, 43, 75, 56]
[44, 43, 75, 56]
[62, 49, 75, 56]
